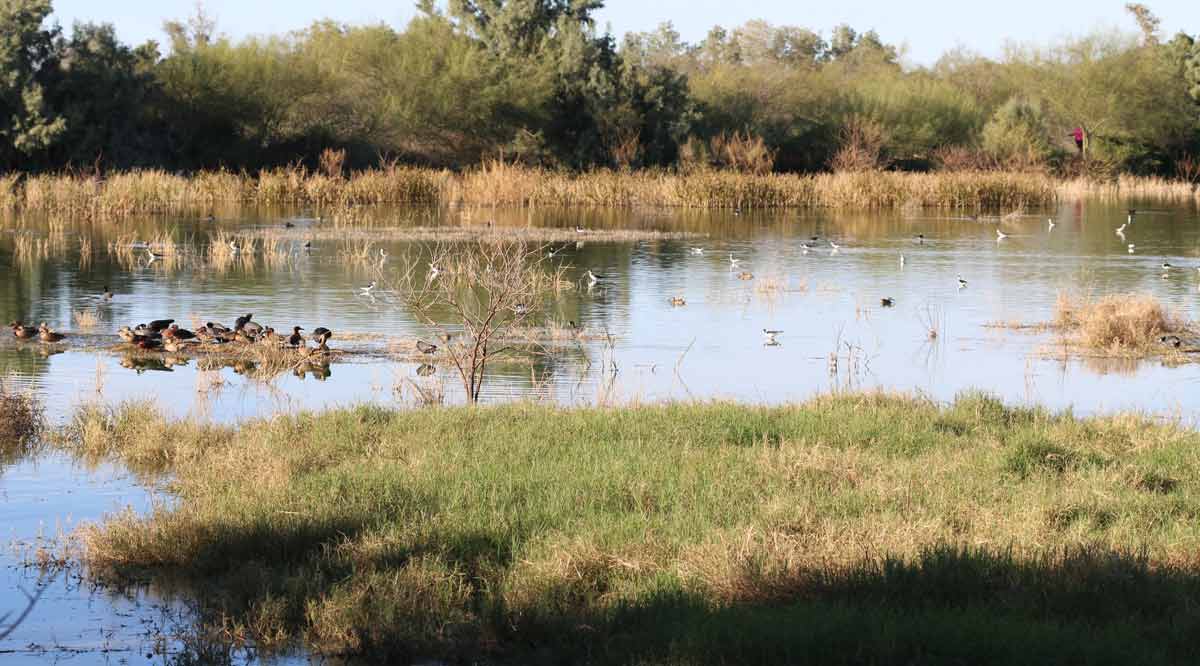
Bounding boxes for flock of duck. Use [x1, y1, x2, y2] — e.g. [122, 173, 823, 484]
[10, 311, 335, 358]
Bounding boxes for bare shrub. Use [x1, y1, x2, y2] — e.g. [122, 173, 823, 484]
[1054, 292, 1188, 352]
[1174, 154, 1200, 184]
[830, 116, 888, 173]
[709, 131, 775, 174]
[318, 148, 346, 179]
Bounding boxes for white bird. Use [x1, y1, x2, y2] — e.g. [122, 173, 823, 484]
[513, 303, 529, 315]
[359, 281, 376, 295]
[690, 247, 704, 256]
[427, 263, 441, 282]
[957, 275, 968, 289]
[728, 253, 741, 268]
[900, 254, 906, 267]
[1128, 244, 1136, 254]
[586, 269, 603, 285]
[229, 240, 241, 255]
[996, 228, 1008, 240]
[762, 328, 783, 344]
[379, 248, 389, 263]
[574, 226, 586, 234]
[1116, 224, 1126, 235]
[829, 240, 841, 251]
[1048, 218, 1056, 230]
[144, 248, 163, 263]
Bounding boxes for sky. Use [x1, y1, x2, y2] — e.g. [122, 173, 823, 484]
[47, 0, 1200, 65]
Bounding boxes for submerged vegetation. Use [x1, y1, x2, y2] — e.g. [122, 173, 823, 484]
[2, 1, 1200, 182]
[64, 393, 1200, 664]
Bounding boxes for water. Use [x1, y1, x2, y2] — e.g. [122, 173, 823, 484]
[2, 200, 1199, 661]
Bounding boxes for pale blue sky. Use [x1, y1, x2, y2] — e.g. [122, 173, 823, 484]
[48, 1, 1200, 65]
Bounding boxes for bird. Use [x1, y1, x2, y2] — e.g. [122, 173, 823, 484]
[1128, 244, 1136, 254]
[996, 228, 1008, 240]
[586, 270, 603, 286]
[728, 253, 741, 268]
[829, 240, 841, 251]
[303, 240, 312, 252]
[1116, 223, 1127, 235]
[737, 271, 754, 281]
[242, 321, 264, 337]
[416, 340, 438, 355]
[1048, 218, 1056, 230]
[957, 275, 968, 289]
[574, 226, 586, 233]
[259, 327, 279, 346]
[900, 254, 906, 267]
[312, 327, 333, 345]
[135, 336, 161, 350]
[428, 263, 441, 281]
[102, 285, 113, 301]
[147, 319, 174, 333]
[131, 324, 161, 338]
[914, 234, 925, 244]
[881, 297, 895, 307]
[360, 281, 377, 295]
[145, 247, 164, 263]
[37, 323, 65, 343]
[1162, 262, 1174, 270]
[1160, 335, 1182, 348]
[762, 328, 783, 344]
[690, 247, 704, 256]
[379, 248, 389, 263]
[284, 221, 295, 229]
[229, 240, 241, 255]
[234, 314, 254, 331]
[547, 246, 564, 258]
[513, 303, 529, 316]
[1128, 209, 1137, 224]
[10, 321, 35, 339]
[164, 324, 196, 340]
[669, 296, 686, 306]
[286, 326, 305, 347]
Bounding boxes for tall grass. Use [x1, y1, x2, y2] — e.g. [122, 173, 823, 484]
[0, 382, 44, 462]
[3, 165, 1198, 218]
[1054, 291, 1191, 353]
[62, 393, 1200, 664]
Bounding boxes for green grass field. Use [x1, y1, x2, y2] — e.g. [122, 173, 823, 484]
[61, 392, 1200, 664]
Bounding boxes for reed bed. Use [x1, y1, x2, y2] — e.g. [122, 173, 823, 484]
[6, 165, 1200, 220]
[0, 381, 43, 461]
[61, 393, 1200, 664]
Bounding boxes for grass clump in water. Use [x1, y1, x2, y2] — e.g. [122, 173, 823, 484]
[1054, 291, 1192, 354]
[60, 392, 1200, 664]
[0, 382, 44, 462]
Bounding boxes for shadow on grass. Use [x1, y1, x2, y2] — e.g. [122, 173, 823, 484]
[160, 543, 1200, 666]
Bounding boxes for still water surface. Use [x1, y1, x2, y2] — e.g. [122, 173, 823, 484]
[2, 200, 1199, 661]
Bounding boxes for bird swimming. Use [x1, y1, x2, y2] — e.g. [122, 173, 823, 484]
[10, 321, 35, 339]
[881, 297, 895, 307]
[37, 323, 65, 343]
[669, 296, 686, 306]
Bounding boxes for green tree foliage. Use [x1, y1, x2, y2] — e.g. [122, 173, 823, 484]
[0, 0, 1196, 176]
[0, 0, 65, 168]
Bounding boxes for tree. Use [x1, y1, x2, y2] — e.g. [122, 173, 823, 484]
[1125, 3, 1160, 46]
[0, 0, 65, 168]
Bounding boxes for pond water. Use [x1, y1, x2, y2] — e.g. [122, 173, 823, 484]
[2, 200, 1199, 661]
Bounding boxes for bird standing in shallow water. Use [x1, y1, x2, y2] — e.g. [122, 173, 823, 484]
[360, 281, 376, 296]
[996, 228, 1008, 240]
[881, 297, 895, 307]
[1128, 244, 1136, 254]
[728, 253, 741, 268]
[762, 328, 783, 344]
[957, 275, 968, 289]
[1048, 218, 1055, 231]
[102, 286, 113, 301]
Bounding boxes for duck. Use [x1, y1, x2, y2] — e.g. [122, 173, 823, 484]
[416, 340, 438, 355]
[312, 327, 333, 345]
[881, 297, 895, 307]
[1160, 335, 1182, 348]
[234, 329, 257, 344]
[242, 321, 264, 337]
[284, 221, 295, 229]
[286, 326, 305, 348]
[132, 324, 162, 338]
[37, 323, 65, 343]
[259, 327, 279, 346]
[737, 271, 754, 281]
[164, 324, 196, 340]
[162, 338, 189, 353]
[1162, 262, 1174, 271]
[669, 296, 686, 306]
[10, 321, 35, 339]
[118, 326, 147, 344]
[136, 337, 161, 350]
[234, 314, 254, 331]
[147, 319, 174, 333]
[762, 328, 783, 344]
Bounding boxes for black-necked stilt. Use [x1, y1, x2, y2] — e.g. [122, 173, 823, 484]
[1116, 224, 1126, 235]
[548, 246, 564, 258]
[914, 234, 924, 244]
[1128, 209, 1137, 224]
[586, 269, 603, 286]
[881, 297, 895, 307]
[728, 253, 741, 268]
[379, 248, 389, 263]
[957, 275, 968, 289]
[145, 248, 164, 263]
[102, 286, 113, 301]
[690, 247, 704, 256]
[995, 228, 1008, 240]
[303, 240, 312, 252]
[1162, 262, 1174, 270]
[900, 254, 906, 267]
[360, 281, 377, 295]
[1128, 244, 1136, 254]
[762, 328, 783, 344]
[1048, 218, 1055, 230]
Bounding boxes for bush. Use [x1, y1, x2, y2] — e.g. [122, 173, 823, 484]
[981, 97, 1056, 169]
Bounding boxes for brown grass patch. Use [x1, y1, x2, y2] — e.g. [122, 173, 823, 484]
[1053, 291, 1192, 354]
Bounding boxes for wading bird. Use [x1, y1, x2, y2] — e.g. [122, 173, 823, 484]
[762, 328, 783, 344]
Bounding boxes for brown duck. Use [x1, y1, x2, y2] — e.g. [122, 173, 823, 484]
[38, 322, 66, 343]
[10, 321, 35, 339]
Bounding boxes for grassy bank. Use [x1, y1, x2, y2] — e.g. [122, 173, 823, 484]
[63, 393, 1200, 664]
[4, 163, 1171, 217]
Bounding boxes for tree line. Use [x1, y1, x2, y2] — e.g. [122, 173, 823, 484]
[2, 0, 1198, 177]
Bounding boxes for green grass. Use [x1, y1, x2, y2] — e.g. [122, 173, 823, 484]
[61, 392, 1200, 664]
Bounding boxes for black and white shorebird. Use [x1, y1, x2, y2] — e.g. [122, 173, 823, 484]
[728, 253, 741, 268]
[359, 280, 377, 296]
[881, 297, 895, 307]
[957, 275, 968, 289]
[914, 234, 925, 244]
[586, 269, 604, 287]
[762, 328, 783, 344]
[995, 228, 1008, 241]
[1128, 244, 1136, 254]
[689, 247, 704, 256]
[1048, 218, 1055, 231]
